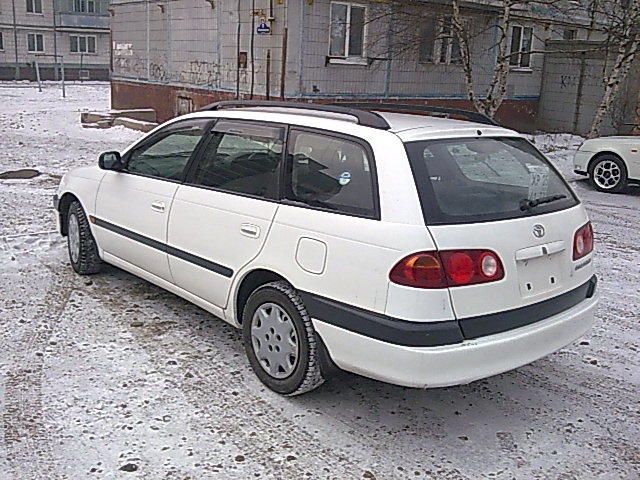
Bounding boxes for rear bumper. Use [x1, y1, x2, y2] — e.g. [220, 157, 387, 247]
[313, 292, 598, 388]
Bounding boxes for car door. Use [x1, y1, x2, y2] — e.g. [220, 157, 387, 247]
[167, 119, 285, 308]
[259, 128, 390, 313]
[94, 119, 210, 281]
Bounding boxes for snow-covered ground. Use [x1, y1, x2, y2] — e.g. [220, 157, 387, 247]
[0, 83, 638, 479]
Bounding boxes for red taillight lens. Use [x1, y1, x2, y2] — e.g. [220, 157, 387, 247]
[573, 222, 594, 260]
[389, 252, 447, 288]
[389, 250, 504, 289]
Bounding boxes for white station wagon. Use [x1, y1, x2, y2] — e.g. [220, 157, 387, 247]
[54, 102, 598, 395]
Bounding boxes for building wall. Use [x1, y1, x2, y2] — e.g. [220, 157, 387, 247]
[538, 40, 639, 136]
[0, 0, 110, 80]
[110, 0, 609, 133]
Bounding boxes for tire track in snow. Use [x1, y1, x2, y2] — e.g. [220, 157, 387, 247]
[2, 263, 74, 479]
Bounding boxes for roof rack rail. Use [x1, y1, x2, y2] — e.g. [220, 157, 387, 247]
[331, 102, 499, 127]
[199, 100, 391, 130]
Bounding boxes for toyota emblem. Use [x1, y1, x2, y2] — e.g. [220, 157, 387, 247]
[533, 224, 546, 238]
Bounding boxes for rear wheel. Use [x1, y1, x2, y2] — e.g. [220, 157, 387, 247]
[589, 155, 628, 193]
[67, 201, 102, 275]
[242, 281, 325, 395]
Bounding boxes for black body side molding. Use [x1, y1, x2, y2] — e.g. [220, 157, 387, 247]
[301, 275, 597, 347]
[92, 217, 234, 278]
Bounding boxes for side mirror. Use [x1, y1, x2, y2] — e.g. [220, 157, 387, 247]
[98, 151, 123, 171]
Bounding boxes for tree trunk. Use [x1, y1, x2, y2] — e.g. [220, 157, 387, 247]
[588, 0, 640, 138]
[588, 36, 640, 138]
[452, 0, 512, 119]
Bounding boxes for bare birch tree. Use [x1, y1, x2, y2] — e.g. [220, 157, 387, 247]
[451, 0, 513, 118]
[367, 0, 584, 120]
[587, 0, 640, 138]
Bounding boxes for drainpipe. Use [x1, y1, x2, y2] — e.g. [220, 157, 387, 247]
[383, 4, 393, 98]
[236, 0, 241, 99]
[297, 0, 304, 97]
[11, 0, 19, 80]
[572, 51, 587, 134]
[250, 0, 255, 98]
[279, 0, 288, 99]
[146, 0, 150, 79]
[53, 0, 59, 80]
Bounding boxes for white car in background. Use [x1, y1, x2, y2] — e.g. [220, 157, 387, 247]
[574, 136, 640, 193]
[54, 102, 598, 395]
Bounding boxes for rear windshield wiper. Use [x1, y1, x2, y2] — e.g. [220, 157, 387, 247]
[519, 194, 567, 211]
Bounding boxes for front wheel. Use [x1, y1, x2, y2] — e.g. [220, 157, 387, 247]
[67, 200, 102, 275]
[589, 155, 628, 193]
[242, 281, 325, 395]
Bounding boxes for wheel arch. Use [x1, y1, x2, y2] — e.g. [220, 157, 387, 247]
[58, 192, 82, 236]
[233, 268, 290, 325]
[587, 151, 628, 174]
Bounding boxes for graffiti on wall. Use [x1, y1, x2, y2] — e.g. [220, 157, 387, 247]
[560, 75, 578, 89]
[112, 44, 268, 92]
[179, 61, 219, 87]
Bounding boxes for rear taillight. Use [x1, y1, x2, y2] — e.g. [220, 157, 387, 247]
[573, 222, 594, 260]
[389, 250, 504, 289]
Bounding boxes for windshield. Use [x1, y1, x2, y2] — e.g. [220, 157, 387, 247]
[404, 137, 578, 225]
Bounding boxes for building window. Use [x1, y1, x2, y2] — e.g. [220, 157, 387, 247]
[509, 25, 533, 68]
[70, 35, 97, 54]
[563, 28, 577, 40]
[27, 33, 44, 53]
[419, 16, 462, 65]
[0, 32, 4, 51]
[26, 0, 43, 13]
[73, 0, 97, 13]
[329, 2, 366, 58]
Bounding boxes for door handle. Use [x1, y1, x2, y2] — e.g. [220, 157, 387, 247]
[240, 223, 260, 238]
[151, 201, 165, 213]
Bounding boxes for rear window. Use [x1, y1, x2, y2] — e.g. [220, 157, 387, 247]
[404, 137, 578, 225]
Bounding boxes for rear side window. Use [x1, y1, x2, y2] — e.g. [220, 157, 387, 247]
[405, 137, 578, 225]
[285, 129, 377, 218]
[190, 120, 285, 199]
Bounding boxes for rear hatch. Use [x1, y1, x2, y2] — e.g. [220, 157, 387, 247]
[403, 136, 595, 335]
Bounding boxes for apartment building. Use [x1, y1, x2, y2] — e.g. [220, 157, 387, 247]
[0, 0, 110, 80]
[106, 0, 635, 133]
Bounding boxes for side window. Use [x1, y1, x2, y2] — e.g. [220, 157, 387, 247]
[126, 120, 209, 181]
[286, 129, 376, 218]
[190, 120, 285, 199]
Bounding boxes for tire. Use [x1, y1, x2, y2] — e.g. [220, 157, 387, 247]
[242, 281, 325, 396]
[588, 154, 628, 193]
[67, 200, 102, 275]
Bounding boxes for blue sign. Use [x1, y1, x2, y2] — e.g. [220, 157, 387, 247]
[257, 19, 271, 35]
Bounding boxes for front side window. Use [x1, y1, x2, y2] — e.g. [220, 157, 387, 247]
[404, 137, 578, 225]
[26, 0, 42, 13]
[509, 25, 533, 68]
[27, 33, 44, 52]
[126, 120, 209, 181]
[190, 120, 285, 199]
[286, 130, 376, 218]
[329, 2, 366, 57]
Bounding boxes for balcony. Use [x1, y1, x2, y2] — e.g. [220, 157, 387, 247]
[57, 12, 109, 29]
